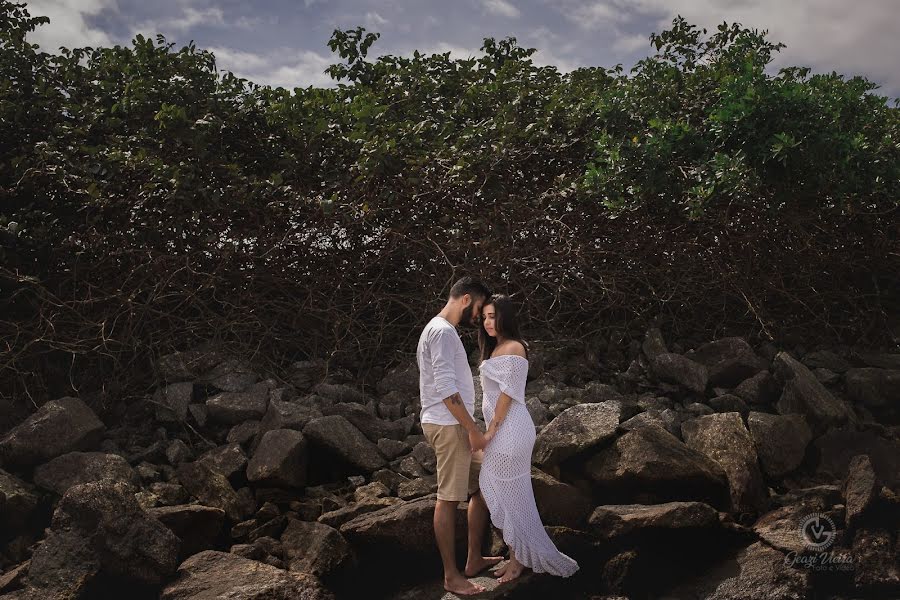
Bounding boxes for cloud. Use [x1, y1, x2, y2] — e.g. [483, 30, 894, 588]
[25, 0, 116, 51]
[208, 46, 335, 89]
[482, 0, 521, 18]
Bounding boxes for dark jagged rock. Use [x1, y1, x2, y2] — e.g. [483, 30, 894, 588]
[322, 402, 404, 442]
[747, 412, 812, 478]
[176, 461, 248, 521]
[813, 428, 900, 489]
[649, 353, 708, 393]
[246, 429, 307, 488]
[773, 352, 854, 432]
[845, 368, 900, 408]
[32, 451, 139, 496]
[153, 382, 194, 422]
[685, 337, 767, 388]
[281, 518, 355, 579]
[531, 467, 592, 529]
[620, 408, 683, 439]
[851, 528, 900, 594]
[732, 370, 780, 405]
[196, 443, 248, 482]
[588, 501, 719, 541]
[0, 397, 105, 468]
[0, 468, 37, 532]
[205, 382, 269, 425]
[842, 454, 879, 532]
[147, 504, 225, 557]
[533, 402, 621, 467]
[303, 415, 387, 472]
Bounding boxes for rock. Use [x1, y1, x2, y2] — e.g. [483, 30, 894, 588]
[851, 528, 899, 594]
[813, 428, 900, 489]
[246, 429, 307, 489]
[188, 404, 208, 427]
[166, 439, 193, 465]
[199, 358, 259, 392]
[852, 351, 900, 370]
[376, 363, 419, 397]
[581, 381, 626, 404]
[25, 528, 100, 598]
[153, 382, 194, 422]
[397, 476, 437, 500]
[0, 397, 105, 468]
[149, 482, 189, 506]
[148, 505, 226, 557]
[533, 402, 621, 467]
[585, 424, 729, 509]
[287, 359, 325, 391]
[371, 469, 409, 494]
[176, 461, 248, 521]
[376, 438, 410, 460]
[845, 368, 900, 408]
[160, 550, 333, 600]
[746, 412, 812, 478]
[303, 415, 387, 472]
[410, 442, 436, 474]
[708, 394, 750, 418]
[773, 352, 854, 432]
[254, 399, 321, 450]
[0, 469, 37, 531]
[281, 518, 354, 579]
[318, 497, 401, 529]
[588, 501, 719, 541]
[396, 455, 428, 479]
[30, 480, 179, 591]
[157, 348, 225, 382]
[32, 451, 139, 496]
[196, 443, 248, 482]
[524, 397, 548, 425]
[753, 502, 841, 555]
[642, 328, 668, 360]
[732, 371, 779, 405]
[353, 481, 390, 503]
[801, 350, 852, 373]
[340, 495, 450, 558]
[226, 421, 260, 445]
[681, 413, 767, 513]
[205, 382, 269, 425]
[649, 353, 708, 393]
[322, 402, 404, 442]
[684, 337, 767, 388]
[621, 408, 683, 439]
[313, 383, 369, 405]
[843, 454, 879, 532]
[660, 541, 811, 600]
[531, 468, 592, 528]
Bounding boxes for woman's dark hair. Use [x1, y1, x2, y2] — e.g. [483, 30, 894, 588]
[478, 294, 529, 362]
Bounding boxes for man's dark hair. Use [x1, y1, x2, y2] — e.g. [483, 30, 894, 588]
[449, 276, 491, 301]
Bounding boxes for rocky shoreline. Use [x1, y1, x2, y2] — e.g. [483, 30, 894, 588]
[1, 332, 898, 599]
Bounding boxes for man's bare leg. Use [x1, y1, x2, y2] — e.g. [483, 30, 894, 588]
[435, 499, 485, 595]
[464, 491, 503, 577]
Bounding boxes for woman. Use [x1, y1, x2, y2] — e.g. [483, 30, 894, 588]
[477, 294, 579, 583]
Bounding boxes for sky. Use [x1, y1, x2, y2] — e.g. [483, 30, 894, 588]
[22, 0, 900, 99]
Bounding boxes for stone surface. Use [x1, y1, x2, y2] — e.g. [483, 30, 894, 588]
[0, 397, 105, 468]
[205, 382, 269, 425]
[681, 413, 767, 513]
[747, 412, 812, 478]
[732, 371, 779, 405]
[851, 528, 900, 594]
[684, 338, 767, 388]
[530, 468, 592, 528]
[160, 550, 333, 600]
[247, 429, 307, 488]
[588, 501, 719, 541]
[845, 368, 900, 408]
[0, 468, 38, 531]
[322, 402, 404, 442]
[281, 518, 354, 579]
[532, 401, 621, 467]
[649, 353, 708, 393]
[33, 451, 139, 496]
[773, 352, 854, 432]
[153, 382, 194, 422]
[303, 415, 387, 472]
[196, 443, 248, 482]
[842, 454, 879, 532]
[176, 461, 248, 521]
[148, 505, 226, 557]
[813, 428, 900, 489]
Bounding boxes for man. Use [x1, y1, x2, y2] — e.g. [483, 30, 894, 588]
[418, 276, 502, 596]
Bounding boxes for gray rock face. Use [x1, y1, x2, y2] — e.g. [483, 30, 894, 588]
[281, 518, 354, 579]
[851, 528, 900, 593]
[802, 350, 852, 373]
[255, 398, 321, 446]
[148, 505, 226, 557]
[153, 382, 194, 422]
[708, 394, 749, 418]
[585, 424, 729, 509]
[681, 413, 767, 513]
[845, 368, 900, 408]
[397, 476, 437, 500]
[176, 461, 248, 521]
[684, 338, 767, 388]
[160, 550, 333, 600]
[620, 409, 683, 439]
[30, 480, 179, 591]
[531, 468, 592, 528]
[33, 451, 138, 496]
[747, 412, 812, 478]
[196, 443, 248, 482]
[376, 363, 418, 397]
[318, 497, 401, 529]
[649, 353, 708, 393]
[376, 438, 410, 460]
[0, 468, 37, 531]
[842, 454, 879, 532]
[588, 501, 719, 541]
[732, 370, 779, 405]
[303, 415, 387, 472]
[773, 352, 854, 432]
[205, 382, 269, 425]
[313, 383, 369, 405]
[322, 402, 404, 442]
[0, 397, 105, 468]
[813, 428, 900, 489]
[247, 429, 308, 488]
[642, 328, 668, 361]
[533, 402, 621, 467]
[340, 495, 450, 557]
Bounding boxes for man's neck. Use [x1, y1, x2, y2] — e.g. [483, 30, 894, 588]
[437, 307, 458, 327]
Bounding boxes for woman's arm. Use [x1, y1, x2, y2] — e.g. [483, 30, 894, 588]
[485, 392, 513, 444]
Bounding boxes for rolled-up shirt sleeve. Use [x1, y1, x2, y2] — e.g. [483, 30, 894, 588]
[430, 329, 459, 400]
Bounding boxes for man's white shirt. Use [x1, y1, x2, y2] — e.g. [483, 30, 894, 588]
[417, 316, 475, 425]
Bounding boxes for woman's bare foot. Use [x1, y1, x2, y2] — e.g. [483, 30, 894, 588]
[493, 561, 509, 578]
[497, 558, 525, 583]
[464, 555, 503, 577]
[444, 573, 485, 596]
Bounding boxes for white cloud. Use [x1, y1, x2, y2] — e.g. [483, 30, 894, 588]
[132, 7, 225, 38]
[25, 0, 116, 51]
[209, 46, 335, 89]
[364, 11, 389, 28]
[482, 0, 521, 18]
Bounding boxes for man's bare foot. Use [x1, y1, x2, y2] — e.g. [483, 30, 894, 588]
[444, 574, 485, 596]
[497, 559, 525, 584]
[464, 555, 503, 577]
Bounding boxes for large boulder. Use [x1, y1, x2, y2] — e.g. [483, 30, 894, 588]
[0, 468, 38, 532]
[160, 550, 333, 600]
[681, 413, 767, 513]
[588, 501, 719, 542]
[845, 368, 900, 408]
[254, 399, 321, 449]
[532, 402, 621, 467]
[851, 528, 900, 594]
[205, 383, 269, 425]
[649, 353, 708, 393]
[247, 429, 308, 488]
[812, 428, 900, 489]
[303, 416, 387, 472]
[322, 402, 404, 442]
[585, 424, 730, 509]
[732, 371, 780, 405]
[530, 468, 592, 528]
[196, 443, 248, 483]
[153, 382, 194, 422]
[773, 352, 854, 432]
[684, 338, 767, 388]
[33, 451, 139, 496]
[281, 518, 355, 579]
[28, 480, 179, 593]
[842, 454, 879, 532]
[0, 397, 105, 468]
[176, 461, 249, 521]
[376, 362, 419, 397]
[746, 412, 811, 478]
[147, 505, 226, 557]
[157, 348, 226, 383]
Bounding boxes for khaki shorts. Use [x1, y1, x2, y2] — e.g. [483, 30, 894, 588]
[422, 423, 482, 502]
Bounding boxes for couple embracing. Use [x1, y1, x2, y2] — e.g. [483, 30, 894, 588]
[417, 276, 579, 595]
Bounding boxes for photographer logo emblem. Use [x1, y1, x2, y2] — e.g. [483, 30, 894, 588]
[798, 512, 836, 551]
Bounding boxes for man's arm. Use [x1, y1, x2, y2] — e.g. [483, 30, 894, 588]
[442, 392, 487, 452]
[430, 330, 486, 450]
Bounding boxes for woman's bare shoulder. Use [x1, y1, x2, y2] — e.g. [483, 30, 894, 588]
[494, 339, 527, 358]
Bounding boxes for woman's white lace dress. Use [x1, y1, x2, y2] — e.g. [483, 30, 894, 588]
[478, 354, 579, 577]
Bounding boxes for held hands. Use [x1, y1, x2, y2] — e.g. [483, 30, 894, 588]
[468, 428, 488, 452]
